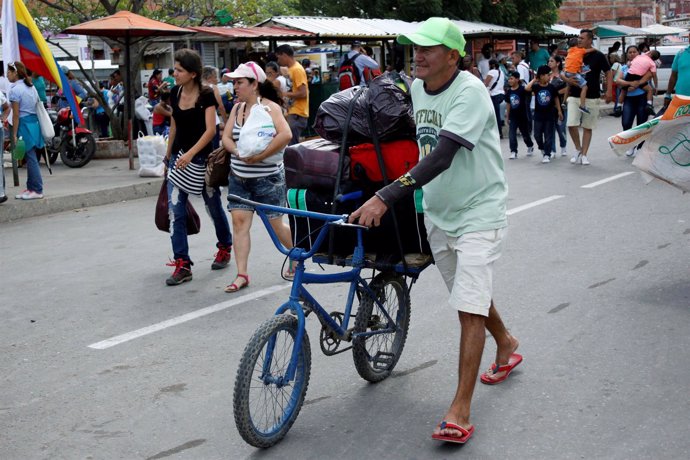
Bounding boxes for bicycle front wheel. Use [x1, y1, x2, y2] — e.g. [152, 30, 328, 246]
[233, 314, 311, 448]
[352, 273, 411, 382]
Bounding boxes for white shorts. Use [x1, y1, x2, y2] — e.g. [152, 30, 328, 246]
[566, 97, 600, 129]
[426, 218, 505, 317]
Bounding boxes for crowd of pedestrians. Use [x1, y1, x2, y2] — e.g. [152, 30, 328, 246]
[474, 30, 615, 166]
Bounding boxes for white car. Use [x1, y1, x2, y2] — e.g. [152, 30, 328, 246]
[654, 45, 687, 93]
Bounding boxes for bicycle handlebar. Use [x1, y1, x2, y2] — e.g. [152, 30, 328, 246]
[229, 194, 347, 223]
[228, 194, 367, 260]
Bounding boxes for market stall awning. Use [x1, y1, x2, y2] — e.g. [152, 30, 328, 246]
[593, 24, 646, 38]
[640, 24, 688, 36]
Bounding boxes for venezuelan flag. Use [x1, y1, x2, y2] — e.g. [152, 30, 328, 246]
[7, 0, 84, 124]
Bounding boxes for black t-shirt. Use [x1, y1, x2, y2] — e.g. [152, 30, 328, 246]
[506, 85, 529, 119]
[568, 50, 611, 99]
[531, 83, 559, 121]
[170, 85, 218, 165]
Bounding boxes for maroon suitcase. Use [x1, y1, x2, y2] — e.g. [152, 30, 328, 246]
[284, 138, 349, 191]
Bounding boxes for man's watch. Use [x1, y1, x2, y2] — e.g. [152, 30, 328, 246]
[664, 93, 673, 100]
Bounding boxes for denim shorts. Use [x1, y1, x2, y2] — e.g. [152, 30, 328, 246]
[227, 170, 287, 219]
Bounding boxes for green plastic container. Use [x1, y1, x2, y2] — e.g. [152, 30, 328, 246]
[12, 137, 25, 161]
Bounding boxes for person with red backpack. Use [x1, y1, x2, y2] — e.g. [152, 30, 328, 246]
[338, 41, 381, 90]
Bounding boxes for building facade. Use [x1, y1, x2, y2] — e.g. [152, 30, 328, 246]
[558, 0, 657, 28]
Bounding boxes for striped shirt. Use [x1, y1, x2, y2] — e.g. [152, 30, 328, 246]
[230, 103, 284, 179]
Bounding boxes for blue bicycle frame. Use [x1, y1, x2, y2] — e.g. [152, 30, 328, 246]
[228, 194, 402, 387]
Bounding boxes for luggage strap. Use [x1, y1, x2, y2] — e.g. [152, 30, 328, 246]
[287, 188, 308, 211]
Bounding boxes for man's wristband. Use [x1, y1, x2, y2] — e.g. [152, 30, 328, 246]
[664, 93, 673, 100]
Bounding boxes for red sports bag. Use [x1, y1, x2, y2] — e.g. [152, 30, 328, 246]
[349, 139, 419, 182]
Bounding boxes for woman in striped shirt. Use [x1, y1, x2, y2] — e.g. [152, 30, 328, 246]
[221, 62, 293, 293]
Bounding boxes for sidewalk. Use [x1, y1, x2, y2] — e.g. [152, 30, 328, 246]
[0, 154, 162, 223]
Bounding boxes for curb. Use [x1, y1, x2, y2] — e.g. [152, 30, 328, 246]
[0, 179, 162, 223]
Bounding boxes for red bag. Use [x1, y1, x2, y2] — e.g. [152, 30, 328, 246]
[349, 139, 419, 182]
[155, 179, 201, 235]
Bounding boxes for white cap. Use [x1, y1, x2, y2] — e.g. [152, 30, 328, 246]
[225, 62, 266, 83]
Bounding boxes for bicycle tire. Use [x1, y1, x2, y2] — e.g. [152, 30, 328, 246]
[233, 314, 311, 448]
[352, 272, 411, 382]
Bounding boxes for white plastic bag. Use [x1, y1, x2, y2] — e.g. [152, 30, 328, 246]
[237, 100, 276, 159]
[33, 87, 54, 141]
[137, 132, 167, 177]
[135, 95, 153, 136]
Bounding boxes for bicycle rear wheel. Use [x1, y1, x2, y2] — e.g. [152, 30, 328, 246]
[352, 273, 411, 382]
[233, 314, 311, 448]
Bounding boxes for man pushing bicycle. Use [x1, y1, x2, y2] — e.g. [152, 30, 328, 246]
[350, 17, 521, 444]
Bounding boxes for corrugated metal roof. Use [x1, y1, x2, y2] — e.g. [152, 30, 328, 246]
[450, 19, 529, 36]
[189, 25, 315, 39]
[143, 45, 172, 56]
[258, 16, 529, 38]
[550, 24, 582, 36]
[260, 17, 390, 38]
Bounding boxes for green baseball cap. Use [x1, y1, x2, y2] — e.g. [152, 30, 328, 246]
[397, 17, 466, 57]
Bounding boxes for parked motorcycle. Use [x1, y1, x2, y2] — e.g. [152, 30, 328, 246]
[46, 105, 96, 168]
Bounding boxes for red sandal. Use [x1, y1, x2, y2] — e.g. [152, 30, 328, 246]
[431, 421, 475, 444]
[480, 353, 523, 385]
[225, 274, 250, 293]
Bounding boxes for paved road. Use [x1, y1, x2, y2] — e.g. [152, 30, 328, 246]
[2, 115, 690, 459]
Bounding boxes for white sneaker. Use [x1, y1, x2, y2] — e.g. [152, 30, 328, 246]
[20, 190, 44, 200]
[581, 155, 590, 166]
[570, 152, 582, 164]
[625, 147, 636, 157]
[509, 151, 517, 160]
[560, 147, 568, 157]
[542, 154, 551, 163]
[526, 146, 534, 157]
[15, 189, 29, 199]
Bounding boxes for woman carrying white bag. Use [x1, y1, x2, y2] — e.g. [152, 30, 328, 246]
[221, 61, 294, 293]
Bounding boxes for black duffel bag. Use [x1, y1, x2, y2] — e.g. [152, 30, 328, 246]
[313, 76, 416, 145]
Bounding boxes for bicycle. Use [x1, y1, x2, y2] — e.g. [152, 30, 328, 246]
[230, 194, 431, 448]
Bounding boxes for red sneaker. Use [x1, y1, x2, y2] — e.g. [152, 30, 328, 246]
[166, 259, 193, 285]
[211, 244, 232, 270]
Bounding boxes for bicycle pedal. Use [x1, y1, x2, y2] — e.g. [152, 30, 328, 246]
[372, 351, 395, 370]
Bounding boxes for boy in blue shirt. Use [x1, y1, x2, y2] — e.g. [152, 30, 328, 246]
[505, 71, 534, 159]
[525, 65, 564, 163]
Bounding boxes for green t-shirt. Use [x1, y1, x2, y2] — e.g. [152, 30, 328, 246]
[529, 48, 550, 71]
[411, 71, 508, 237]
[671, 46, 690, 97]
